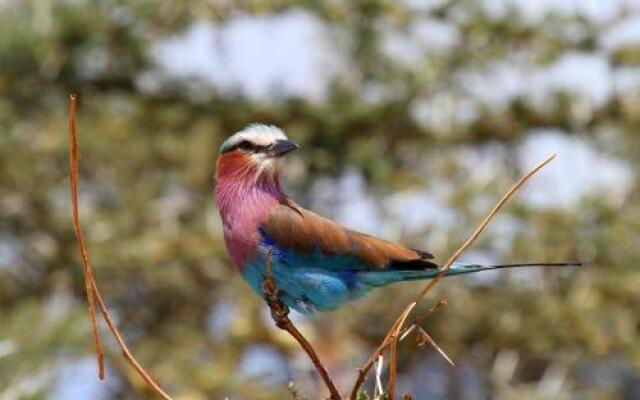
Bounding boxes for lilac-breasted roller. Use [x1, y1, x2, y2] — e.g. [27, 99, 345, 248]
[214, 124, 579, 314]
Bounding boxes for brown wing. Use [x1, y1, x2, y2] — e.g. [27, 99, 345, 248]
[260, 199, 438, 270]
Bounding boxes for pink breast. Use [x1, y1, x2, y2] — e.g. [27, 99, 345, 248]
[215, 178, 282, 269]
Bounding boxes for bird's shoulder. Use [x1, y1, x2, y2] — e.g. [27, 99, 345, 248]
[260, 198, 438, 270]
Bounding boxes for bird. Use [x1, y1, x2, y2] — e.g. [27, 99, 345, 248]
[214, 124, 580, 315]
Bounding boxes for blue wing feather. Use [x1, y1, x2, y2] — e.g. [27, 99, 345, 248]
[244, 229, 430, 313]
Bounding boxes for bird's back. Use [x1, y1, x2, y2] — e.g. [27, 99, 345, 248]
[260, 198, 439, 272]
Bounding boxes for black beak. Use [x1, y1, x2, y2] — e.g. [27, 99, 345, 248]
[268, 139, 299, 157]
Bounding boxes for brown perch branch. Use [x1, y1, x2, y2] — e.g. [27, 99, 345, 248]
[349, 154, 557, 400]
[68, 94, 173, 400]
[262, 249, 342, 400]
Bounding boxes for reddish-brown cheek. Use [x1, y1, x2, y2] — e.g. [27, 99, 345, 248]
[216, 152, 256, 179]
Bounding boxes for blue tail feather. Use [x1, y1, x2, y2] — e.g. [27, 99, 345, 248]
[441, 261, 582, 276]
[359, 262, 582, 286]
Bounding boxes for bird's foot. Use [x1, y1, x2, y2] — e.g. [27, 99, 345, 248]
[261, 277, 291, 328]
[268, 300, 290, 329]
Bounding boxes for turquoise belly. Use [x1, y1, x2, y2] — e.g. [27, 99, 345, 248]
[241, 256, 368, 314]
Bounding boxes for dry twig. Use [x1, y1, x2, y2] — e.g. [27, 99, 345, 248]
[374, 355, 384, 398]
[68, 94, 172, 400]
[262, 249, 342, 400]
[387, 303, 417, 397]
[349, 154, 557, 400]
[68, 94, 104, 380]
[399, 296, 448, 342]
[415, 327, 454, 367]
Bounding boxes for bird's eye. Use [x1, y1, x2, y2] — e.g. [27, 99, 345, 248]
[238, 140, 254, 151]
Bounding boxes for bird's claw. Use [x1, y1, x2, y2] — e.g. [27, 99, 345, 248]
[261, 275, 290, 327]
[270, 304, 290, 328]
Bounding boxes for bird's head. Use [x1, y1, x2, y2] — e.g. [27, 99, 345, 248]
[215, 124, 299, 183]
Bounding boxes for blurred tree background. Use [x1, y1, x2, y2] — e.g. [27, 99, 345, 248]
[1, 0, 639, 399]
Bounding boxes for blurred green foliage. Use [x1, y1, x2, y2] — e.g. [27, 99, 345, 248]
[0, 1, 639, 399]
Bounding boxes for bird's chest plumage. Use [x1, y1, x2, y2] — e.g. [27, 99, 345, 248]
[220, 208, 267, 268]
[215, 180, 281, 269]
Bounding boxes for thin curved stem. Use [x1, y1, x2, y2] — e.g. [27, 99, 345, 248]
[68, 94, 172, 400]
[68, 94, 105, 380]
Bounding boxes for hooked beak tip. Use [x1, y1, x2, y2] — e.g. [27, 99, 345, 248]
[269, 139, 299, 157]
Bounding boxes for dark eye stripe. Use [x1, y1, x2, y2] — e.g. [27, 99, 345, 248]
[238, 140, 253, 150]
[224, 140, 268, 154]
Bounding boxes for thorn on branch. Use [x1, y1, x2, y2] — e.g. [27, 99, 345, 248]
[415, 327, 455, 367]
[399, 295, 448, 342]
